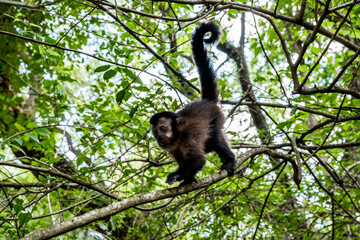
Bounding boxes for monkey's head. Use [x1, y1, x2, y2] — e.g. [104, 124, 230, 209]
[150, 111, 183, 149]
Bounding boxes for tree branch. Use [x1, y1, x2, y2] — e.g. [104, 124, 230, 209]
[0, 161, 122, 201]
[20, 148, 293, 240]
[0, 0, 61, 9]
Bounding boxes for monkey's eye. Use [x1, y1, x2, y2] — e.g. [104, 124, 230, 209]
[159, 126, 166, 131]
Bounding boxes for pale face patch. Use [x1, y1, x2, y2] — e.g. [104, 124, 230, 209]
[151, 117, 174, 148]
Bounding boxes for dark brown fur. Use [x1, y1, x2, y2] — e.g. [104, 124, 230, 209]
[150, 22, 235, 185]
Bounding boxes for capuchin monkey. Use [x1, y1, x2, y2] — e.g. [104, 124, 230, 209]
[150, 22, 235, 186]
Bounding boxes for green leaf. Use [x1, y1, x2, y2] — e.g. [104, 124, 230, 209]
[311, 46, 322, 54]
[123, 91, 132, 102]
[0, 216, 9, 223]
[125, 55, 134, 65]
[13, 204, 23, 214]
[96, 166, 109, 171]
[228, 9, 238, 18]
[129, 105, 139, 118]
[79, 166, 91, 174]
[36, 128, 50, 138]
[103, 70, 117, 80]
[0, 154, 5, 160]
[116, 89, 126, 105]
[29, 23, 41, 29]
[123, 68, 134, 77]
[59, 76, 77, 83]
[276, 121, 288, 130]
[18, 212, 32, 227]
[27, 134, 40, 144]
[277, 118, 296, 130]
[38, 175, 46, 183]
[43, 79, 54, 88]
[94, 65, 111, 73]
[8, 143, 26, 155]
[123, 69, 142, 84]
[133, 75, 142, 84]
[49, 157, 62, 164]
[254, 46, 262, 57]
[27, 122, 39, 128]
[47, 49, 60, 57]
[298, 65, 307, 72]
[220, 33, 226, 44]
[13, 137, 23, 146]
[76, 157, 84, 167]
[76, 155, 89, 167]
[290, 106, 298, 116]
[45, 37, 57, 45]
[32, 53, 42, 61]
[38, 45, 44, 55]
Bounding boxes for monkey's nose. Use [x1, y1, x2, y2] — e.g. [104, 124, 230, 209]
[157, 135, 166, 141]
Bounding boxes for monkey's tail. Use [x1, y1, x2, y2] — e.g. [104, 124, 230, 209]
[191, 22, 221, 102]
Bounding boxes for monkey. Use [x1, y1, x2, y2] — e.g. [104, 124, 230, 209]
[150, 22, 235, 186]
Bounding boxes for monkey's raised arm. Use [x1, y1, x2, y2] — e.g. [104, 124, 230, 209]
[191, 22, 221, 102]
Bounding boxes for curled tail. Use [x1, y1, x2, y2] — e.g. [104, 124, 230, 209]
[191, 22, 221, 102]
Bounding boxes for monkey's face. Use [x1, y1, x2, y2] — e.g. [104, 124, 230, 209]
[151, 117, 175, 148]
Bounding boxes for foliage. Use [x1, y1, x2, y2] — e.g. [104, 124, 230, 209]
[0, 0, 359, 239]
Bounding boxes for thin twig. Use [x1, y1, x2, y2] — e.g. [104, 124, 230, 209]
[252, 162, 287, 240]
[56, 7, 96, 46]
[226, 86, 252, 119]
[299, 0, 357, 90]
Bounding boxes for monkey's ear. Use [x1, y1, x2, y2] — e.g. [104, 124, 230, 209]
[176, 117, 186, 131]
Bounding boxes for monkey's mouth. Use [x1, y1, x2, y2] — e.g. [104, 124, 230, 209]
[158, 142, 167, 147]
[158, 140, 169, 148]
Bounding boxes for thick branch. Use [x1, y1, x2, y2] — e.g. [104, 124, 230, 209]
[0, 0, 61, 9]
[234, 141, 360, 150]
[21, 148, 292, 240]
[297, 86, 360, 99]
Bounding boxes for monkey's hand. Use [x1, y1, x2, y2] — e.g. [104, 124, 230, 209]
[221, 162, 235, 177]
[179, 178, 197, 187]
[166, 173, 183, 185]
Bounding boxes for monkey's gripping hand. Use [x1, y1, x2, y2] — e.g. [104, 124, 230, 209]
[166, 172, 197, 186]
[166, 173, 183, 185]
[221, 161, 235, 177]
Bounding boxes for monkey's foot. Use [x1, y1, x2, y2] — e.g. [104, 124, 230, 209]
[166, 173, 183, 185]
[179, 178, 197, 187]
[221, 162, 235, 176]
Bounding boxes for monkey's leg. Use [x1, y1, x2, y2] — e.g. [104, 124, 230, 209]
[166, 154, 206, 186]
[213, 135, 235, 176]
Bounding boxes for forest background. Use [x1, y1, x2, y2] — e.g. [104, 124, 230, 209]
[0, 0, 360, 239]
